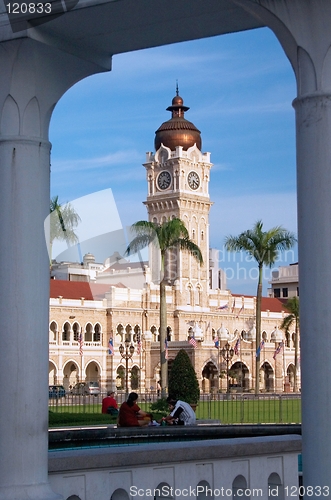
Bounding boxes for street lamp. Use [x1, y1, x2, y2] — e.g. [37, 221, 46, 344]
[119, 339, 135, 397]
[221, 342, 234, 394]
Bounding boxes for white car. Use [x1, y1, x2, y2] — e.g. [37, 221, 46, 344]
[71, 382, 100, 396]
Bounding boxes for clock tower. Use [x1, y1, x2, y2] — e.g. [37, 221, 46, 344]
[143, 90, 213, 308]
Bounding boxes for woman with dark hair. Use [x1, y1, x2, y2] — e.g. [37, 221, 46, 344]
[118, 392, 151, 427]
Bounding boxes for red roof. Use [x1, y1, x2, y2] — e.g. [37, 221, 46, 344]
[232, 294, 286, 313]
[50, 280, 115, 300]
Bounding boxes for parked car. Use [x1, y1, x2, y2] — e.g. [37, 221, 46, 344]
[70, 381, 100, 396]
[49, 385, 66, 398]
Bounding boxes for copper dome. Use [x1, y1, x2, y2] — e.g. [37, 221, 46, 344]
[154, 93, 201, 152]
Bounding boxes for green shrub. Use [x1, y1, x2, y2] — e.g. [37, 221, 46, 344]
[150, 398, 169, 412]
[168, 349, 200, 404]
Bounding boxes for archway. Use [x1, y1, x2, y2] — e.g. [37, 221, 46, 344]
[287, 364, 295, 389]
[130, 365, 140, 390]
[49, 361, 57, 385]
[202, 361, 218, 393]
[229, 361, 249, 392]
[116, 366, 125, 391]
[63, 362, 79, 389]
[85, 361, 100, 383]
[260, 362, 274, 392]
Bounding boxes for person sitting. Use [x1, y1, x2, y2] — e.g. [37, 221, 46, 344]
[118, 392, 152, 427]
[160, 396, 196, 426]
[102, 391, 119, 416]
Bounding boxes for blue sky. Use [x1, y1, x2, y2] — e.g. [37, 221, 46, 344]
[49, 27, 297, 296]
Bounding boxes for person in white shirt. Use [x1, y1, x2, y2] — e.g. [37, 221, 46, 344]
[160, 397, 196, 426]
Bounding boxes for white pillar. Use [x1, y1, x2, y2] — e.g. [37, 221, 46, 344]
[233, 0, 331, 493]
[0, 38, 108, 500]
[294, 89, 331, 493]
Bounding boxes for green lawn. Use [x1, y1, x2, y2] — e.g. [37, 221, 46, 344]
[194, 398, 301, 424]
[49, 397, 301, 427]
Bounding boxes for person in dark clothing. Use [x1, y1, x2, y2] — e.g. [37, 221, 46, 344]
[118, 392, 151, 427]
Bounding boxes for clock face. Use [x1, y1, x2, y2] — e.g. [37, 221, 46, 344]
[188, 171, 200, 190]
[157, 171, 172, 190]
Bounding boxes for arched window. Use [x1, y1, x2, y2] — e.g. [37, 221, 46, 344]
[125, 324, 133, 343]
[93, 323, 101, 342]
[154, 483, 173, 500]
[197, 480, 213, 499]
[117, 324, 124, 343]
[62, 322, 70, 342]
[187, 284, 192, 305]
[49, 321, 57, 342]
[268, 473, 284, 500]
[111, 489, 130, 500]
[85, 323, 93, 342]
[232, 475, 249, 499]
[72, 322, 80, 342]
[133, 324, 141, 343]
[151, 325, 157, 342]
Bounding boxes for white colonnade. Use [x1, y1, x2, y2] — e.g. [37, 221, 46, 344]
[0, 38, 108, 500]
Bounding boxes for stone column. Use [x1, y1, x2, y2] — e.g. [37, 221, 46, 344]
[233, 0, 331, 493]
[0, 38, 108, 500]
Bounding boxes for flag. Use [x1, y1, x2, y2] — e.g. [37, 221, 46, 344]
[108, 338, 114, 355]
[186, 321, 195, 326]
[231, 298, 236, 313]
[136, 333, 142, 355]
[189, 336, 197, 349]
[273, 341, 284, 360]
[79, 332, 83, 356]
[256, 340, 265, 358]
[236, 305, 244, 318]
[234, 337, 240, 355]
[214, 335, 219, 348]
[164, 339, 168, 360]
[218, 304, 228, 310]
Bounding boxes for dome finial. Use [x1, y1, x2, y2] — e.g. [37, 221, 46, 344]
[176, 80, 179, 96]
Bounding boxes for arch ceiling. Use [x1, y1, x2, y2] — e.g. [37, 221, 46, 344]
[0, 1, 264, 67]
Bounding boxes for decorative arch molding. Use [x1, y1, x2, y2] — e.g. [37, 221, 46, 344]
[22, 96, 41, 137]
[1, 95, 20, 135]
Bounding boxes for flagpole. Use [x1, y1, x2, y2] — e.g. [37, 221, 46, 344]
[80, 327, 83, 383]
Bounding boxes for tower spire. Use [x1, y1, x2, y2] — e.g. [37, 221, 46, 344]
[176, 80, 179, 96]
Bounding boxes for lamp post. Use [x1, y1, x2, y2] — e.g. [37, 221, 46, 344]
[221, 342, 234, 394]
[119, 339, 135, 398]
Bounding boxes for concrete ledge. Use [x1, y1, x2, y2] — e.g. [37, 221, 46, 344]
[49, 434, 302, 473]
[49, 423, 301, 448]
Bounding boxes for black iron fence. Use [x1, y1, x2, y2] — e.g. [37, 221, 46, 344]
[48, 391, 301, 424]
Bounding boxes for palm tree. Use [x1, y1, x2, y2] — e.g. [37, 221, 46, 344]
[224, 220, 296, 395]
[280, 296, 300, 392]
[49, 195, 81, 264]
[126, 218, 203, 397]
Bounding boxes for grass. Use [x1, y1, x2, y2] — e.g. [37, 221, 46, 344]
[195, 398, 301, 424]
[48, 397, 301, 427]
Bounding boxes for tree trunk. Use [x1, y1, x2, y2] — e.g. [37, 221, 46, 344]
[255, 264, 263, 395]
[159, 279, 168, 398]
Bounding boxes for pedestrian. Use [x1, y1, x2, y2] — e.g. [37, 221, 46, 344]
[160, 396, 196, 426]
[118, 392, 152, 427]
[102, 391, 119, 416]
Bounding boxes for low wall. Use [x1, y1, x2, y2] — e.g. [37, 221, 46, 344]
[48, 432, 301, 500]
